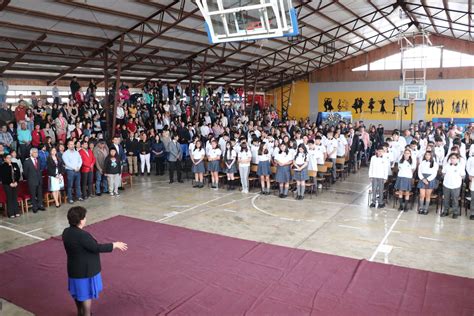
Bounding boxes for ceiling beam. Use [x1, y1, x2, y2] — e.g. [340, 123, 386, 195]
[0, 0, 10, 11]
[0, 33, 46, 73]
[46, 1, 180, 84]
[207, 4, 397, 87]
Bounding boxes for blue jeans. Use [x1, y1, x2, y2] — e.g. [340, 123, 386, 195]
[180, 143, 188, 158]
[66, 170, 82, 201]
[95, 170, 108, 194]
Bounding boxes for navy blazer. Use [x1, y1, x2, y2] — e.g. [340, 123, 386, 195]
[62, 226, 113, 279]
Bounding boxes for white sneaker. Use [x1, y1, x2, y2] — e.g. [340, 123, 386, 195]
[317, 184, 322, 189]
[242, 189, 248, 194]
[115, 192, 120, 197]
[110, 192, 115, 196]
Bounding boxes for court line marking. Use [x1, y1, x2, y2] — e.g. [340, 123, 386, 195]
[25, 228, 43, 234]
[156, 193, 234, 222]
[0, 225, 45, 241]
[338, 224, 362, 230]
[250, 195, 317, 223]
[368, 210, 404, 262]
[419, 236, 442, 241]
[222, 209, 237, 213]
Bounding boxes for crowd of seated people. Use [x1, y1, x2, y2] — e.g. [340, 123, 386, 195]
[0, 78, 473, 222]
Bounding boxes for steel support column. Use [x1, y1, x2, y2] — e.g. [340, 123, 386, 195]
[111, 34, 124, 140]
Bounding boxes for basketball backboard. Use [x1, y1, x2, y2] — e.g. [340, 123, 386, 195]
[399, 84, 426, 101]
[196, 0, 299, 44]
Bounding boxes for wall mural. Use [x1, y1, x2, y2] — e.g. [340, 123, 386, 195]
[318, 91, 412, 121]
[425, 90, 474, 121]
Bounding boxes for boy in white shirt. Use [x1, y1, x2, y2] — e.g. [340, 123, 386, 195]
[369, 146, 388, 208]
[325, 131, 338, 181]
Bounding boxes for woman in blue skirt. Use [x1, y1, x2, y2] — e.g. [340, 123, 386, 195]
[207, 140, 222, 189]
[63, 206, 127, 316]
[395, 148, 416, 211]
[417, 151, 439, 215]
[191, 140, 206, 188]
[293, 144, 309, 200]
[257, 143, 271, 195]
[223, 141, 237, 190]
[275, 143, 293, 198]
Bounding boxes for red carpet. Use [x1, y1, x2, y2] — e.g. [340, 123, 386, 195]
[0, 215, 473, 315]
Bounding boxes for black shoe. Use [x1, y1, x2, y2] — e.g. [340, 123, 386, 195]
[283, 194, 288, 198]
[452, 214, 458, 219]
[135, 173, 139, 176]
[178, 180, 184, 183]
[198, 184, 204, 188]
[378, 203, 385, 209]
[96, 193, 102, 197]
[398, 205, 404, 211]
[118, 187, 124, 191]
[147, 173, 150, 176]
[440, 211, 449, 217]
[300, 196, 304, 200]
[422, 210, 429, 215]
[193, 183, 199, 188]
[470, 215, 474, 220]
[38, 206, 46, 211]
[279, 193, 284, 198]
[369, 203, 376, 208]
[33, 209, 38, 213]
[169, 180, 174, 184]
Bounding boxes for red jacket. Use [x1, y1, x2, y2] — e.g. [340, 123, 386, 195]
[79, 149, 96, 173]
[31, 129, 46, 147]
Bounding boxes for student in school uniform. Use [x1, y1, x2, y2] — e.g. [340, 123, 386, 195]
[275, 143, 293, 198]
[223, 141, 237, 190]
[207, 139, 222, 190]
[257, 143, 271, 195]
[324, 131, 338, 182]
[335, 130, 348, 159]
[369, 146, 388, 208]
[408, 140, 420, 165]
[238, 142, 252, 193]
[395, 149, 416, 211]
[466, 147, 474, 220]
[433, 136, 446, 165]
[292, 144, 309, 200]
[417, 151, 439, 215]
[307, 139, 323, 187]
[441, 153, 465, 219]
[382, 141, 394, 177]
[191, 140, 205, 188]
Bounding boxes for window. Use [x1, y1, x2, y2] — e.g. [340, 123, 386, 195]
[352, 47, 472, 71]
[6, 90, 41, 104]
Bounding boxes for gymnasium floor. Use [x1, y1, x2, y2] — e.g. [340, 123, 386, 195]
[1, 169, 473, 315]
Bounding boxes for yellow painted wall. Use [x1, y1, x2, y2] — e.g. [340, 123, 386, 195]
[271, 80, 310, 119]
[318, 91, 413, 121]
[425, 90, 474, 120]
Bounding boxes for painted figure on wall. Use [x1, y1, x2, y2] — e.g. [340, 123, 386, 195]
[379, 99, 387, 114]
[351, 97, 364, 113]
[323, 98, 334, 112]
[368, 98, 375, 114]
[337, 99, 348, 111]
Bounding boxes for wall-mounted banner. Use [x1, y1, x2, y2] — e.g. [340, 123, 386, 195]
[318, 91, 412, 121]
[425, 90, 474, 120]
[319, 111, 352, 127]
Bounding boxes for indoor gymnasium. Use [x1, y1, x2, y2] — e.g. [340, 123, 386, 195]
[0, 0, 473, 315]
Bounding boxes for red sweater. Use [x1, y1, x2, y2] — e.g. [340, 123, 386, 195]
[79, 149, 96, 173]
[31, 130, 46, 147]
